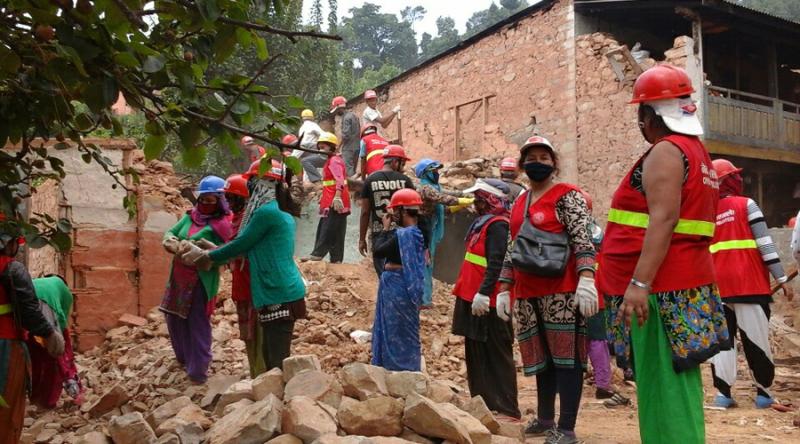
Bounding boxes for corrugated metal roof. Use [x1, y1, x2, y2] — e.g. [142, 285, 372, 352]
[720, 0, 799, 25]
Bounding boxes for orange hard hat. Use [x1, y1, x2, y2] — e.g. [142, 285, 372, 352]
[364, 90, 377, 100]
[330, 96, 347, 112]
[712, 158, 742, 180]
[282, 134, 298, 145]
[224, 174, 249, 198]
[500, 157, 517, 171]
[240, 135, 254, 145]
[387, 189, 423, 209]
[245, 158, 283, 182]
[384, 145, 411, 161]
[630, 64, 695, 104]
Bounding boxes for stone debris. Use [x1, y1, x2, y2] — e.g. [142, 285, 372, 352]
[337, 396, 405, 437]
[206, 395, 283, 444]
[281, 396, 339, 443]
[252, 367, 286, 400]
[284, 369, 344, 409]
[107, 412, 157, 444]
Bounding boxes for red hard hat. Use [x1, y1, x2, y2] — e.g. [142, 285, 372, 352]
[364, 90, 377, 100]
[500, 157, 517, 171]
[712, 158, 742, 180]
[630, 64, 695, 104]
[384, 145, 411, 161]
[387, 189, 423, 209]
[361, 123, 378, 137]
[580, 189, 593, 212]
[224, 174, 249, 198]
[282, 134, 298, 145]
[245, 158, 283, 181]
[788, 217, 797, 228]
[241, 136, 254, 145]
[330, 96, 347, 112]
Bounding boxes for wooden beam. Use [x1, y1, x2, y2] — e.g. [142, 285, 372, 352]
[704, 138, 800, 164]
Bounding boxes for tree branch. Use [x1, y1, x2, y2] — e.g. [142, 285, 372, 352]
[219, 53, 282, 122]
[110, 0, 147, 29]
[216, 16, 342, 43]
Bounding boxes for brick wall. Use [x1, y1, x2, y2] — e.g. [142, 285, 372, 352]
[27, 179, 62, 277]
[344, 0, 579, 179]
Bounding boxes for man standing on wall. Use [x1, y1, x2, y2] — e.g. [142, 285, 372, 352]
[330, 96, 361, 177]
[293, 109, 326, 183]
[359, 145, 415, 275]
[362, 89, 400, 129]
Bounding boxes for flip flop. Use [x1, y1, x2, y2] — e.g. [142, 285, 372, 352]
[603, 393, 631, 408]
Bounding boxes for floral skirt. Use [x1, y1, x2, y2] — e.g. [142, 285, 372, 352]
[605, 284, 730, 373]
[514, 293, 587, 376]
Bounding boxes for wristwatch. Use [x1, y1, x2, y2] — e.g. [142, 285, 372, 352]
[629, 278, 652, 291]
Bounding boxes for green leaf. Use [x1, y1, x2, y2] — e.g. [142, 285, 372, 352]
[75, 113, 95, 131]
[50, 231, 72, 252]
[144, 134, 167, 160]
[182, 146, 207, 168]
[25, 234, 49, 249]
[231, 100, 250, 115]
[254, 36, 268, 61]
[287, 96, 304, 109]
[145, 120, 165, 135]
[284, 156, 303, 176]
[56, 218, 72, 233]
[113, 52, 140, 68]
[0, 45, 21, 74]
[196, 0, 220, 21]
[178, 122, 201, 148]
[235, 28, 253, 47]
[142, 55, 166, 73]
[84, 77, 119, 113]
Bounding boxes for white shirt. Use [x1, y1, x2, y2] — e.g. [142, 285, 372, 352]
[362, 106, 382, 126]
[295, 120, 322, 157]
[791, 210, 800, 263]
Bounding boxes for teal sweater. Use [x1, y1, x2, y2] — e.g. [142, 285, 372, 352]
[209, 200, 305, 308]
[165, 214, 225, 299]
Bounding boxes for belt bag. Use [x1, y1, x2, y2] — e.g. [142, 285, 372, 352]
[511, 191, 570, 277]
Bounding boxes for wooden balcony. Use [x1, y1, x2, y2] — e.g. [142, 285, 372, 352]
[704, 86, 800, 154]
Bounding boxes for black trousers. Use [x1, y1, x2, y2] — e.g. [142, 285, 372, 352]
[311, 212, 348, 263]
[261, 319, 295, 371]
[464, 315, 521, 418]
[536, 364, 584, 432]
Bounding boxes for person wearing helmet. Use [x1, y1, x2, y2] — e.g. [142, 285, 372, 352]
[161, 175, 233, 384]
[304, 133, 351, 263]
[708, 159, 793, 410]
[496, 135, 596, 444]
[359, 123, 389, 179]
[236, 136, 268, 173]
[297, 109, 322, 153]
[499, 157, 526, 202]
[330, 96, 361, 177]
[452, 178, 520, 419]
[362, 89, 400, 129]
[597, 64, 729, 444]
[359, 145, 415, 275]
[370, 189, 426, 371]
[415, 158, 473, 307]
[0, 219, 65, 443]
[222, 174, 264, 377]
[185, 165, 307, 371]
[26, 275, 83, 409]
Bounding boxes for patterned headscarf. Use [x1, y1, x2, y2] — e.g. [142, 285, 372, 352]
[240, 178, 277, 231]
[474, 189, 509, 217]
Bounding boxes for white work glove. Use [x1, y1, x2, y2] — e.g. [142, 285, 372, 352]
[575, 275, 599, 318]
[471, 293, 490, 317]
[192, 251, 213, 272]
[162, 235, 180, 254]
[496, 291, 511, 322]
[392, 105, 401, 113]
[193, 238, 217, 250]
[46, 330, 65, 357]
[332, 197, 345, 213]
[180, 242, 206, 266]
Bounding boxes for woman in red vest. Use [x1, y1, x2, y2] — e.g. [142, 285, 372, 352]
[708, 159, 793, 409]
[452, 178, 519, 419]
[498, 136, 597, 444]
[597, 64, 729, 444]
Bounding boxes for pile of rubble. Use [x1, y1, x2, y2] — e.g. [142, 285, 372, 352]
[437, 158, 506, 190]
[22, 261, 489, 443]
[130, 151, 194, 216]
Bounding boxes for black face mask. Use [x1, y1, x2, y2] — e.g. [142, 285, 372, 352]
[524, 162, 555, 182]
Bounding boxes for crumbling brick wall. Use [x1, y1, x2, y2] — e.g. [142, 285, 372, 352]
[345, 0, 580, 180]
[27, 179, 62, 277]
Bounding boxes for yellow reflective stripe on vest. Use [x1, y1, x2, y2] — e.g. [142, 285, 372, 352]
[607, 208, 715, 237]
[366, 149, 383, 160]
[464, 252, 487, 267]
[322, 180, 336, 187]
[709, 239, 758, 254]
[0, 303, 11, 315]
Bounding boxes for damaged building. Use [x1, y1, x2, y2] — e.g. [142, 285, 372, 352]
[348, 0, 800, 225]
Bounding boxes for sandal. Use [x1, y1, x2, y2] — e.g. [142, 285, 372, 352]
[603, 393, 631, 408]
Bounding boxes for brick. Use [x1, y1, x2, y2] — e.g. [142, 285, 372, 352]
[118, 313, 148, 327]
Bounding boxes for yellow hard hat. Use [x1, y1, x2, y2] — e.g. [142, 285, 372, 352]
[301, 109, 314, 119]
[318, 132, 338, 147]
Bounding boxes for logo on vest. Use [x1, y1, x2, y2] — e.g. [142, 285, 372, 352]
[532, 212, 545, 224]
[716, 209, 735, 225]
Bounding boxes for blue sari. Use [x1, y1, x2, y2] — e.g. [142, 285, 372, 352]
[420, 176, 445, 306]
[371, 226, 426, 371]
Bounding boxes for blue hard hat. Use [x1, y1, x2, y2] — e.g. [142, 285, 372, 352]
[197, 175, 226, 195]
[414, 158, 442, 179]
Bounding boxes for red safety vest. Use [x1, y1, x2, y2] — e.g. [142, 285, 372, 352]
[711, 196, 770, 298]
[363, 133, 389, 176]
[597, 134, 718, 296]
[453, 215, 510, 306]
[320, 155, 351, 212]
[509, 183, 580, 298]
[0, 261, 21, 340]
